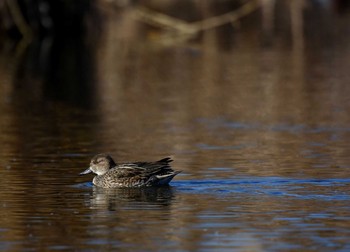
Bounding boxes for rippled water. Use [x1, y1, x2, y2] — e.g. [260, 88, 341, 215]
[1, 2, 350, 251]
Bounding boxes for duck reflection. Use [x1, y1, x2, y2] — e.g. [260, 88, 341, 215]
[89, 186, 176, 211]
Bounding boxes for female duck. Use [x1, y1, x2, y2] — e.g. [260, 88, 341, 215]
[80, 154, 181, 188]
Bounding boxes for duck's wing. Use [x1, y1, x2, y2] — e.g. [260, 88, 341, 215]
[115, 157, 174, 178]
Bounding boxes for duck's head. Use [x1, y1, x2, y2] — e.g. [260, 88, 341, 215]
[80, 154, 117, 176]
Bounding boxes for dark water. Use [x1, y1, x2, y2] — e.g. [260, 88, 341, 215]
[1, 2, 350, 251]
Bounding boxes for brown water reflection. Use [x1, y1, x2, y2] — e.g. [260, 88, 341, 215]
[1, 1, 350, 251]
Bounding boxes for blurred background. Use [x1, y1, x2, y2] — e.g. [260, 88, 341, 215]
[0, 0, 349, 160]
[1, 0, 350, 251]
[1, 0, 350, 170]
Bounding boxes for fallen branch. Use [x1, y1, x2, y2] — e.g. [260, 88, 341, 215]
[132, 0, 260, 34]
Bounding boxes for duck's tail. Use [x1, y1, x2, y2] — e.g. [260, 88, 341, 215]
[146, 170, 182, 186]
[157, 157, 173, 163]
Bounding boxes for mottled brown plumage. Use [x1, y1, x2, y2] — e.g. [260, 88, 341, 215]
[80, 154, 181, 188]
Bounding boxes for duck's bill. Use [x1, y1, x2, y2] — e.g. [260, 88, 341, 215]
[79, 167, 92, 175]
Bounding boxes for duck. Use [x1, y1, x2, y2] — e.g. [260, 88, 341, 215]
[80, 154, 181, 188]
